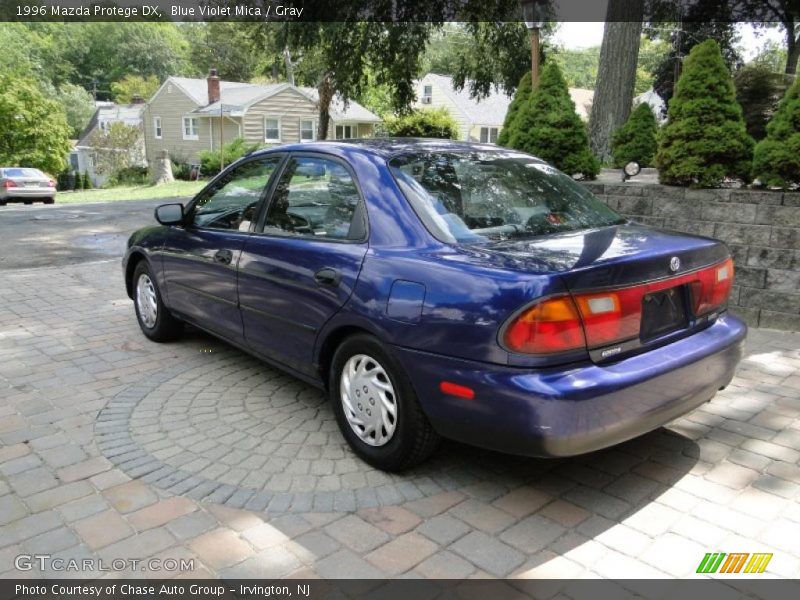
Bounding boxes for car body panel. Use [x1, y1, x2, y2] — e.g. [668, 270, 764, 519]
[123, 139, 747, 458]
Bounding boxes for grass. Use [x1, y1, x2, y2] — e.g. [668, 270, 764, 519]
[55, 180, 207, 204]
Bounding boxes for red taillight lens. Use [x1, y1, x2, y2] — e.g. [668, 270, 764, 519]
[2, 180, 17, 189]
[48, 180, 55, 188]
[503, 296, 586, 354]
[504, 258, 735, 355]
[692, 258, 734, 316]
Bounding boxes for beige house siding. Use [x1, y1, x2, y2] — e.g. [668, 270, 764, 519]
[414, 78, 473, 140]
[207, 117, 242, 153]
[243, 88, 319, 146]
[143, 81, 210, 164]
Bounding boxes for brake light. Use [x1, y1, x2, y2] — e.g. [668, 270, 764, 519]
[2, 180, 17, 189]
[503, 296, 586, 354]
[503, 258, 734, 355]
[48, 180, 55, 188]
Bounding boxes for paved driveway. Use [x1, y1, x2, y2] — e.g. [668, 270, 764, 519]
[1, 201, 799, 580]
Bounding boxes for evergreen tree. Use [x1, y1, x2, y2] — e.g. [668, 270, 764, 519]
[506, 62, 599, 179]
[656, 40, 753, 188]
[83, 170, 93, 190]
[496, 72, 531, 147]
[611, 102, 658, 167]
[752, 77, 800, 188]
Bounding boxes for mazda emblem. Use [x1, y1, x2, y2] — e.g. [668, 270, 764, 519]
[669, 256, 681, 272]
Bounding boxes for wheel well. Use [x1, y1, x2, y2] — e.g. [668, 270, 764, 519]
[317, 325, 373, 388]
[125, 252, 146, 299]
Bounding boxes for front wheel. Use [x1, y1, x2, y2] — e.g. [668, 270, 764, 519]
[329, 334, 439, 471]
[132, 261, 182, 342]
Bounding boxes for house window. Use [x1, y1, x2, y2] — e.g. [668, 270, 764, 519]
[422, 84, 433, 104]
[182, 117, 199, 140]
[335, 125, 356, 140]
[480, 127, 499, 144]
[153, 117, 162, 139]
[264, 117, 281, 142]
[300, 119, 315, 141]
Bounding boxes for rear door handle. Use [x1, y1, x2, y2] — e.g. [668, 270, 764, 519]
[314, 267, 341, 286]
[214, 249, 233, 265]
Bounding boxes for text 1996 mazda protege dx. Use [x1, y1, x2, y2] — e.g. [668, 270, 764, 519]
[123, 139, 746, 471]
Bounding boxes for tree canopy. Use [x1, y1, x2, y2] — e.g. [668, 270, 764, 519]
[752, 76, 800, 188]
[611, 102, 658, 167]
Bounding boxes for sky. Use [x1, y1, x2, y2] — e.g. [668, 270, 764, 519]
[551, 22, 785, 60]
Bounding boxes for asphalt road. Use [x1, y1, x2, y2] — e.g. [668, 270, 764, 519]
[0, 198, 185, 270]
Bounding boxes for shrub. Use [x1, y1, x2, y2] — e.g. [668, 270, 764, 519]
[735, 63, 790, 141]
[752, 77, 800, 188]
[199, 138, 259, 176]
[383, 107, 459, 139]
[110, 165, 148, 186]
[611, 102, 658, 168]
[505, 62, 600, 179]
[656, 40, 754, 188]
[496, 72, 531, 147]
[83, 170, 93, 190]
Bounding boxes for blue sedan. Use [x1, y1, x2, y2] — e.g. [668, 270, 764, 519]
[123, 139, 746, 471]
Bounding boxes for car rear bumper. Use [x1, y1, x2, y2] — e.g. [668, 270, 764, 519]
[391, 313, 746, 457]
[0, 188, 56, 200]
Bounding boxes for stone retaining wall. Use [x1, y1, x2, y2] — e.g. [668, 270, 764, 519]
[582, 182, 800, 331]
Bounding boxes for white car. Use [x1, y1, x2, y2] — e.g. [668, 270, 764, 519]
[0, 168, 56, 205]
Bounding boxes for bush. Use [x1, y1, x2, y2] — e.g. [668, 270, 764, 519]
[735, 63, 790, 141]
[171, 160, 193, 181]
[753, 77, 800, 188]
[383, 107, 459, 139]
[199, 138, 259, 176]
[497, 72, 531, 147]
[83, 170, 93, 190]
[504, 62, 599, 179]
[110, 165, 149, 186]
[611, 102, 658, 168]
[656, 40, 754, 188]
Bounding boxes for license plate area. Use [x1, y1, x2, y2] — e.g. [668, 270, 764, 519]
[640, 285, 688, 342]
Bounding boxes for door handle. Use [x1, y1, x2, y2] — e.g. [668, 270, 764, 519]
[214, 249, 233, 265]
[314, 267, 341, 286]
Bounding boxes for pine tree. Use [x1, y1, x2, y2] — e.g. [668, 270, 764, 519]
[752, 77, 800, 188]
[656, 40, 753, 188]
[496, 72, 531, 147]
[83, 170, 93, 189]
[611, 102, 658, 167]
[506, 62, 599, 179]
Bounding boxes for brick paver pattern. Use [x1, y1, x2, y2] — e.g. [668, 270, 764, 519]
[1, 260, 799, 579]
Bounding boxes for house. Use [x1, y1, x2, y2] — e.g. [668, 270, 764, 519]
[71, 100, 146, 186]
[143, 70, 381, 167]
[413, 73, 595, 143]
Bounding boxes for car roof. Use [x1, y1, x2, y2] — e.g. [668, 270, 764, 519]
[249, 138, 512, 160]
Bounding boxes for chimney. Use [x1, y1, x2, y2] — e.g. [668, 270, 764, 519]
[207, 68, 220, 104]
[131, 94, 145, 104]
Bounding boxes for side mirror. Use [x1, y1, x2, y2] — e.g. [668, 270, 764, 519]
[154, 203, 184, 226]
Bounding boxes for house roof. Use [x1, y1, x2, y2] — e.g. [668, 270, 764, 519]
[76, 103, 145, 147]
[568, 88, 594, 121]
[421, 73, 512, 127]
[166, 76, 380, 123]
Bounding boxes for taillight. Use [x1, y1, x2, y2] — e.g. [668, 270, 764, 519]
[503, 258, 734, 355]
[2, 180, 17, 189]
[48, 180, 55, 188]
[503, 296, 586, 354]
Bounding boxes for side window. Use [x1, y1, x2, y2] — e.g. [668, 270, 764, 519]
[190, 158, 280, 231]
[263, 157, 365, 241]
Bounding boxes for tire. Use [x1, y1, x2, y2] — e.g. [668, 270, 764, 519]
[132, 260, 183, 342]
[329, 334, 440, 471]
[23, 200, 32, 205]
[44, 198, 54, 205]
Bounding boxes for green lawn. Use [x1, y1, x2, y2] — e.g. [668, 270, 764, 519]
[55, 181, 207, 204]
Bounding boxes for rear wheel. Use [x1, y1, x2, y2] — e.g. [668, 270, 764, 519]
[23, 200, 32, 205]
[132, 261, 182, 342]
[44, 198, 54, 205]
[329, 334, 439, 471]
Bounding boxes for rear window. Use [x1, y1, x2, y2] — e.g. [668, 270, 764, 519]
[389, 151, 624, 244]
[2, 168, 44, 178]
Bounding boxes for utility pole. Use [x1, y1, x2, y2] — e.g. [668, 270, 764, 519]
[521, 1, 546, 86]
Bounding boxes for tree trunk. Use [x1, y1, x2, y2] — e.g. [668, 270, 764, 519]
[785, 28, 799, 76]
[317, 74, 334, 141]
[588, 0, 644, 164]
[283, 47, 295, 85]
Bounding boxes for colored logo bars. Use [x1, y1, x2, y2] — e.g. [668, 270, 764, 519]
[696, 552, 773, 574]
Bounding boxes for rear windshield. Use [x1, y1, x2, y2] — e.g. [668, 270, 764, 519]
[389, 151, 624, 244]
[2, 168, 44, 178]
